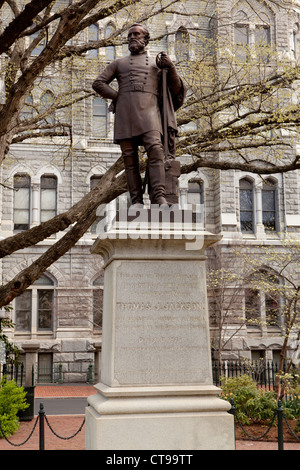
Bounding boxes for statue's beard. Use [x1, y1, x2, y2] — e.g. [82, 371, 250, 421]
[128, 38, 145, 53]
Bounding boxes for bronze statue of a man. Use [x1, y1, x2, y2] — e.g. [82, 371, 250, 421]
[92, 23, 185, 206]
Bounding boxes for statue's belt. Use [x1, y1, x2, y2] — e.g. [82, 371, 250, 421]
[119, 84, 159, 95]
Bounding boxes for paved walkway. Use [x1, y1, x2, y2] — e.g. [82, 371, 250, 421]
[0, 384, 299, 451]
[35, 383, 96, 398]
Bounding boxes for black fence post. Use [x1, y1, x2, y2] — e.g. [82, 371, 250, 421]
[39, 402, 45, 451]
[277, 400, 284, 451]
[228, 398, 235, 416]
[88, 363, 93, 384]
[58, 364, 63, 384]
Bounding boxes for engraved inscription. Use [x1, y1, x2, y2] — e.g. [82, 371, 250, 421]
[113, 260, 211, 385]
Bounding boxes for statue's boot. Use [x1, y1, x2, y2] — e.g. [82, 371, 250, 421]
[147, 146, 169, 207]
[123, 155, 144, 206]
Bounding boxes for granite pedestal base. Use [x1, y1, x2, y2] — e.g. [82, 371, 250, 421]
[85, 224, 235, 450]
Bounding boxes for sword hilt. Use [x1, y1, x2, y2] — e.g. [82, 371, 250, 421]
[156, 51, 169, 70]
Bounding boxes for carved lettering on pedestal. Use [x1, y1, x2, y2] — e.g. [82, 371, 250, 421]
[113, 261, 211, 385]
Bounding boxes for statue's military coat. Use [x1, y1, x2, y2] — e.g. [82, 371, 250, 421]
[92, 51, 184, 144]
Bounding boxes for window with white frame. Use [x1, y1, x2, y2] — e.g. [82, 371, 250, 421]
[239, 177, 254, 233]
[245, 287, 260, 326]
[245, 269, 282, 329]
[234, 23, 249, 61]
[262, 178, 277, 231]
[234, 10, 271, 63]
[40, 175, 57, 223]
[255, 24, 271, 63]
[15, 274, 55, 333]
[175, 26, 190, 62]
[187, 179, 204, 224]
[41, 91, 55, 125]
[239, 176, 279, 234]
[187, 180, 203, 205]
[105, 23, 116, 62]
[264, 270, 281, 328]
[14, 173, 31, 230]
[13, 173, 58, 230]
[93, 97, 108, 137]
[88, 24, 99, 59]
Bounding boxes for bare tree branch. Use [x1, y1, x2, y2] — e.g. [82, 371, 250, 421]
[0, 0, 53, 55]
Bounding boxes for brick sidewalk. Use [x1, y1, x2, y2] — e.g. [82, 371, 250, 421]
[35, 384, 96, 398]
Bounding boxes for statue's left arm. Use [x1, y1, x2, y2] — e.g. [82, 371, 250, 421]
[158, 52, 185, 110]
[167, 65, 185, 110]
[167, 65, 182, 95]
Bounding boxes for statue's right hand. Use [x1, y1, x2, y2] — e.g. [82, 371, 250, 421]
[156, 51, 174, 69]
[108, 94, 118, 113]
[108, 101, 115, 113]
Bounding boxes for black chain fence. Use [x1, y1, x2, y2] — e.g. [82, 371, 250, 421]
[229, 399, 300, 450]
[0, 403, 85, 450]
[1, 399, 300, 450]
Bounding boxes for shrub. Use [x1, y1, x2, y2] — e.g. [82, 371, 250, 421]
[220, 374, 257, 396]
[0, 378, 29, 437]
[284, 397, 300, 419]
[220, 373, 300, 426]
[220, 374, 277, 425]
[245, 390, 277, 423]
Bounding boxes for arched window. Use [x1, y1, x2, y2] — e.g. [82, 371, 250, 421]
[187, 179, 204, 224]
[262, 178, 277, 232]
[239, 178, 254, 233]
[15, 274, 55, 332]
[234, 12, 249, 61]
[187, 180, 203, 205]
[245, 269, 281, 329]
[234, 24, 249, 61]
[41, 91, 55, 125]
[93, 97, 107, 137]
[175, 26, 190, 62]
[34, 274, 55, 330]
[233, 9, 271, 63]
[105, 23, 116, 61]
[255, 24, 271, 63]
[88, 24, 99, 59]
[90, 174, 103, 189]
[40, 175, 57, 223]
[14, 174, 31, 230]
[245, 288, 260, 326]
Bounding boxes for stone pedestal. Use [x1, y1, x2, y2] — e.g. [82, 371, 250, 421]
[85, 222, 235, 450]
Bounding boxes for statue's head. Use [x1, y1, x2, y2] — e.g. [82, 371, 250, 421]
[128, 24, 150, 53]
